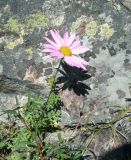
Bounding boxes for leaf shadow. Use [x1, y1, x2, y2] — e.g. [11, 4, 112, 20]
[56, 62, 91, 96]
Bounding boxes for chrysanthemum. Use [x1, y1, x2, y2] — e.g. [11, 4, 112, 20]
[43, 30, 89, 70]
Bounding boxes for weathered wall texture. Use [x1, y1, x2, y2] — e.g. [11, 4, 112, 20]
[0, 0, 131, 158]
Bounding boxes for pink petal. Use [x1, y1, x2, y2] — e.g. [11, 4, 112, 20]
[70, 40, 81, 49]
[64, 57, 73, 65]
[63, 32, 69, 45]
[50, 30, 63, 47]
[72, 56, 89, 65]
[50, 51, 64, 59]
[44, 37, 59, 49]
[42, 48, 56, 53]
[64, 57, 86, 70]
[67, 33, 76, 46]
[72, 46, 89, 54]
[64, 55, 89, 70]
[44, 44, 58, 51]
[54, 30, 65, 45]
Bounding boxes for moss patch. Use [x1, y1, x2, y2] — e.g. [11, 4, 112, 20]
[51, 14, 65, 27]
[25, 12, 48, 31]
[71, 15, 88, 33]
[25, 47, 33, 55]
[99, 23, 115, 40]
[85, 21, 98, 36]
[71, 15, 115, 40]
[4, 17, 24, 34]
[3, 12, 49, 49]
[6, 36, 24, 49]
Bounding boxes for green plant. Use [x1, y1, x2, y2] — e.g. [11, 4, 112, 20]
[6, 92, 62, 159]
[22, 94, 61, 131]
[0, 60, 63, 159]
[7, 128, 39, 160]
[44, 134, 83, 160]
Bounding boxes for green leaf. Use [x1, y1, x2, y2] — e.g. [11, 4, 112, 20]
[58, 133, 63, 143]
[56, 149, 64, 158]
[15, 96, 19, 106]
[26, 143, 36, 148]
[0, 108, 19, 116]
[73, 151, 82, 159]
[0, 142, 6, 148]
[59, 153, 70, 159]
[87, 125, 95, 131]
[48, 144, 59, 157]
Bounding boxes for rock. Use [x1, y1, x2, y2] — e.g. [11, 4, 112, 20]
[45, 129, 78, 144]
[0, 64, 3, 75]
[0, 0, 131, 159]
[0, 74, 48, 97]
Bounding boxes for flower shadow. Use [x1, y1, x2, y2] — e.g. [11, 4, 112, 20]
[56, 62, 91, 96]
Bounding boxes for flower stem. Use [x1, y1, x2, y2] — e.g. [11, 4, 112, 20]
[44, 59, 62, 106]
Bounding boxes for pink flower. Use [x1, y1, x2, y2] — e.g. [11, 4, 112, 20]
[42, 30, 89, 70]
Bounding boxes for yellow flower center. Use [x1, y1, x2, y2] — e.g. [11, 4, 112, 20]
[60, 46, 72, 56]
